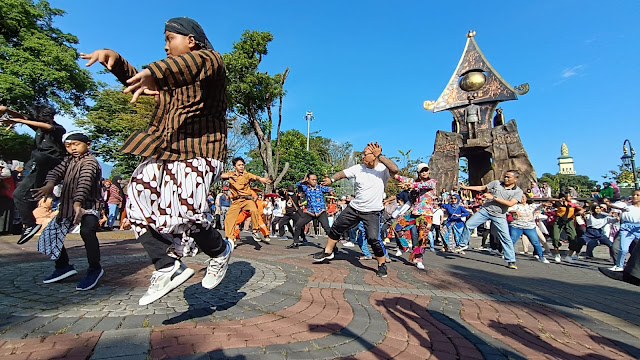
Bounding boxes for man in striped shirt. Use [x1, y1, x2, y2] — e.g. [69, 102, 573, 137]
[80, 17, 231, 305]
[33, 131, 104, 290]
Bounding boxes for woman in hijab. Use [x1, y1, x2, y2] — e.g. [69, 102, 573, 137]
[441, 194, 470, 250]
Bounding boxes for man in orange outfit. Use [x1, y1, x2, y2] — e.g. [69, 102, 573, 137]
[232, 188, 270, 240]
[221, 157, 270, 245]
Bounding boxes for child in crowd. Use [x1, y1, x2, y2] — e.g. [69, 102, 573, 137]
[33, 131, 104, 290]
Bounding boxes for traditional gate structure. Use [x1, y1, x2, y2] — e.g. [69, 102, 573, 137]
[423, 31, 536, 191]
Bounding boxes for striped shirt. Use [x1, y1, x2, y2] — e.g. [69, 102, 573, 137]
[45, 154, 102, 220]
[110, 49, 227, 161]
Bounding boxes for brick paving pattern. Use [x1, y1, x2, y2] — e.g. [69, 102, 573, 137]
[0, 231, 638, 359]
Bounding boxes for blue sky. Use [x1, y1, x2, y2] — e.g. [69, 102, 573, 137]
[43, 0, 638, 182]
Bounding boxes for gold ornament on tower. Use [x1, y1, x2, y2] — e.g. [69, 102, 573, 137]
[459, 70, 486, 92]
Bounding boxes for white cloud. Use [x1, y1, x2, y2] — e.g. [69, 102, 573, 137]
[561, 65, 584, 78]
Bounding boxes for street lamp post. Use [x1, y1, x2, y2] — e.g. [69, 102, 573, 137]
[304, 111, 314, 151]
[621, 139, 639, 190]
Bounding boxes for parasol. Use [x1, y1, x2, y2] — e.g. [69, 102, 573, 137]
[264, 193, 279, 198]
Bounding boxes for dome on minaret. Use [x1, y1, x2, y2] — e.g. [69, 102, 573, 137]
[558, 142, 576, 175]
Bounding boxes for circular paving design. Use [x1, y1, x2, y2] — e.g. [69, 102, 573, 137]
[0, 254, 286, 317]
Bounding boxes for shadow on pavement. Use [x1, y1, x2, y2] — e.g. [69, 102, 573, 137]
[163, 260, 255, 325]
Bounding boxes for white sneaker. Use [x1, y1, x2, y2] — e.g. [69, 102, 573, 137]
[608, 266, 624, 272]
[343, 241, 355, 247]
[227, 238, 236, 249]
[533, 255, 540, 260]
[564, 255, 574, 264]
[395, 249, 403, 257]
[571, 253, 578, 260]
[252, 232, 262, 242]
[139, 260, 195, 306]
[416, 262, 425, 270]
[554, 254, 561, 263]
[202, 239, 233, 289]
[539, 257, 550, 264]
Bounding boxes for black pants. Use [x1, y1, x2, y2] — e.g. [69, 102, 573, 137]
[624, 239, 640, 285]
[293, 212, 330, 243]
[489, 223, 502, 252]
[139, 225, 226, 270]
[431, 224, 442, 244]
[328, 205, 384, 258]
[278, 212, 300, 237]
[55, 214, 101, 270]
[13, 159, 60, 227]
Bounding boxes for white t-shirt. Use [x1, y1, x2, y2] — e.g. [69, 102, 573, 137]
[432, 208, 444, 225]
[619, 203, 640, 223]
[343, 163, 390, 212]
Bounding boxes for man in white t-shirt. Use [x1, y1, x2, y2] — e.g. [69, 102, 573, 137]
[317, 142, 399, 277]
[429, 203, 444, 251]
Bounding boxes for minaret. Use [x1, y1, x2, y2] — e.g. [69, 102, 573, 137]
[558, 142, 576, 175]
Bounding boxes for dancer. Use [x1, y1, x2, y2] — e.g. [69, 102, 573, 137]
[316, 142, 399, 277]
[0, 105, 66, 244]
[551, 193, 582, 263]
[33, 131, 104, 290]
[81, 17, 232, 305]
[578, 203, 615, 259]
[457, 171, 524, 269]
[605, 191, 640, 271]
[286, 173, 333, 249]
[221, 157, 271, 243]
[508, 194, 550, 263]
[441, 194, 470, 249]
[277, 185, 304, 240]
[394, 163, 437, 268]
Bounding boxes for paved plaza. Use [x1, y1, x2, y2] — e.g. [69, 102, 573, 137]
[0, 230, 638, 360]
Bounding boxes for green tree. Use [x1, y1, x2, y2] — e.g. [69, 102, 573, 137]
[0, 0, 96, 114]
[0, 126, 34, 162]
[75, 87, 153, 175]
[603, 165, 638, 187]
[223, 30, 290, 191]
[538, 173, 596, 197]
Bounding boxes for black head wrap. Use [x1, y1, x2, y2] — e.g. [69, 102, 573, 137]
[165, 17, 213, 50]
[62, 130, 90, 144]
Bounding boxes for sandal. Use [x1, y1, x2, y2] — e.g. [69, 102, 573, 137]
[357, 256, 373, 260]
[385, 258, 392, 263]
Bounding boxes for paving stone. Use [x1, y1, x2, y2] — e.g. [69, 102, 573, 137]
[92, 317, 123, 331]
[1, 316, 55, 338]
[66, 317, 103, 333]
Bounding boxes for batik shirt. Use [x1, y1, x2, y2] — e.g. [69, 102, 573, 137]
[394, 175, 437, 216]
[297, 181, 333, 214]
[45, 153, 102, 221]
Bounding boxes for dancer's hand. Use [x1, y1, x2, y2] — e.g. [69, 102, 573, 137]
[31, 182, 54, 201]
[321, 177, 332, 186]
[124, 69, 159, 103]
[80, 49, 119, 70]
[369, 142, 382, 157]
[73, 202, 86, 225]
[260, 177, 272, 185]
[483, 192, 494, 200]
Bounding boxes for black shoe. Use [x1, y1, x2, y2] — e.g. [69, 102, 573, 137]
[286, 242, 300, 249]
[377, 264, 388, 278]
[17, 224, 42, 245]
[313, 251, 334, 262]
[599, 266, 624, 281]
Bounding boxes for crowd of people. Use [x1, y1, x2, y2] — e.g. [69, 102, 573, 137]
[0, 16, 637, 308]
